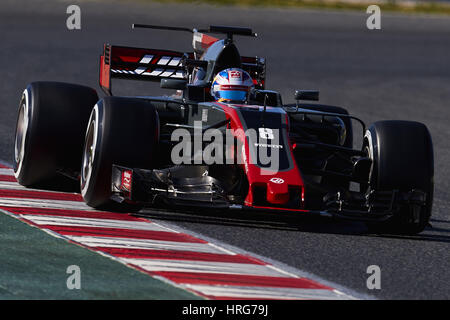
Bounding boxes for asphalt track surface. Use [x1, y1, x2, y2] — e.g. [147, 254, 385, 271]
[0, 0, 449, 299]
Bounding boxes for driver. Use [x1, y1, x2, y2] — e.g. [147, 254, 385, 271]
[210, 68, 254, 103]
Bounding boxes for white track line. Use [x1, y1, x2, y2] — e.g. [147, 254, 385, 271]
[0, 168, 14, 175]
[0, 181, 80, 196]
[0, 197, 92, 211]
[64, 235, 227, 254]
[20, 214, 170, 232]
[122, 258, 281, 277]
[183, 285, 345, 300]
[0, 181, 40, 190]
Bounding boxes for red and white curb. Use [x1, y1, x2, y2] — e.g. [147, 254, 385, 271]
[0, 164, 355, 300]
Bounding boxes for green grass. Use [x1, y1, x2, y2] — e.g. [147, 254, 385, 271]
[0, 210, 202, 299]
[150, 0, 450, 15]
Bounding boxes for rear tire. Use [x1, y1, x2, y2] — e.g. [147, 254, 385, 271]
[80, 97, 159, 210]
[364, 120, 434, 234]
[13, 82, 98, 187]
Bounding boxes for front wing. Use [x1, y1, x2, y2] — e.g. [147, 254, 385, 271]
[110, 165, 427, 223]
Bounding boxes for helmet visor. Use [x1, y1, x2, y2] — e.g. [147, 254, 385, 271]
[218, 90, 247, 102]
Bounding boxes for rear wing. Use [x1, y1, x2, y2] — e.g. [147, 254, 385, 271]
[99, 44, 266, 95]
[99, 44, 195, 95]
[100, 25, 265, 95]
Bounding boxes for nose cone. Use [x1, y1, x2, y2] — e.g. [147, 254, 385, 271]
[266, 177, 289, 204]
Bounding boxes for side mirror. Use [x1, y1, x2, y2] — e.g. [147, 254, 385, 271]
[160, 79, 187, 90]
[294, 90, 319, 101]
[250, 89, 282, 106]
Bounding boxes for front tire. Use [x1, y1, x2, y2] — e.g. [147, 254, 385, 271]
[364, 120, 434, 234]
[80, 97, 159, 209]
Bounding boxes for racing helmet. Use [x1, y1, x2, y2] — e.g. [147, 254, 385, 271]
[211, 68, 254, 103]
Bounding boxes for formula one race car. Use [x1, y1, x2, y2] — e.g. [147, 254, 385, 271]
[13, 25, 434, 234]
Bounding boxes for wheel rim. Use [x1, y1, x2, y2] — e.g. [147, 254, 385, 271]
[359, 130, 375, 193]
[81, 106, 98, 196]
[14, 91, 29, 177]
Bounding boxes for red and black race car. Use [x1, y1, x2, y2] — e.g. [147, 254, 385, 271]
[13, 25, 434, 234]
